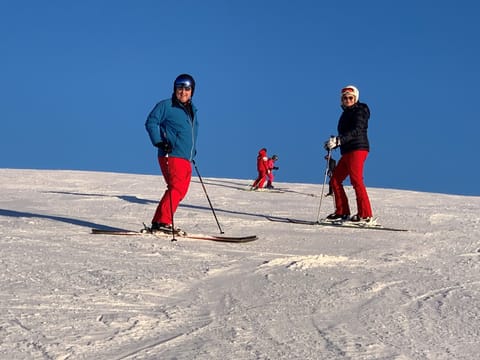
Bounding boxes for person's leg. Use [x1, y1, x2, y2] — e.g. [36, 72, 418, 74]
[152, 157, 192, 225]
[266, 172, 274, 187]
[330, 155, 351, 216]
[349, 150, 372, 218]
[253, 170, 267, 188]
[257, 170, 268, 188]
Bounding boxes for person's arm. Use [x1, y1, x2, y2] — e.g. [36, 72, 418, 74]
[145, 101, 166, 146]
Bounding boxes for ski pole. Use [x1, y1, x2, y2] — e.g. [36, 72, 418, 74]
[316, 149, 332, 223]
[192, 160, 224, 234]
[164, 154, 177, 241]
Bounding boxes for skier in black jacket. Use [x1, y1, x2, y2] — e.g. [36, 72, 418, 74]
[324, 85, 373, 223]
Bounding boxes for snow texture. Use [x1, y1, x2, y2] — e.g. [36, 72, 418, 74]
[0, 169, 479, 359]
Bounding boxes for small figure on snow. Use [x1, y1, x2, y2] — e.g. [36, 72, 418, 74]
[251, 148, 269, 190]
[266, 155, 279, 189]
[323, 85, 373, 223]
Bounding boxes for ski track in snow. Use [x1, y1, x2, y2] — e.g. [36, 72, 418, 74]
[0, 169, 479, 359]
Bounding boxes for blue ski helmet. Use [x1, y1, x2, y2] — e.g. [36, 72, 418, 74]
[174, 74, 196, 95]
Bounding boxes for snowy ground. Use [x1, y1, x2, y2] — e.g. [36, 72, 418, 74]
[0, 169, 479, 360]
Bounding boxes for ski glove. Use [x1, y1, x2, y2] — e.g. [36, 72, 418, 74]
[324, 136, 341, 150]
[273, 166, 279, 170]
[155, 141, 172, 154]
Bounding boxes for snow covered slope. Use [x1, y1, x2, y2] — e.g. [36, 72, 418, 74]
[0, 169, 479, 359]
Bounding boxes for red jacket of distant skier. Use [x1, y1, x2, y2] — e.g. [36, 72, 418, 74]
[257, 148, 268, 172]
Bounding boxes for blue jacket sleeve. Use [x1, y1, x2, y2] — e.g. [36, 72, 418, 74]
[145, 101, 166, 146]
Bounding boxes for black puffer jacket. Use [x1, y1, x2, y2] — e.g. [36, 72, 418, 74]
[337, 102, 370, 155]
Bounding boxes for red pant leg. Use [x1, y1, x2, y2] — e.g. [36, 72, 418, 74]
[152, 156, 192, 225]
[331, 150, 372, 218]
[267, 172, 274, 183]
[330, 155, 351, 215]
[253, 170, 267, 188]
[348, 150, 372, 218]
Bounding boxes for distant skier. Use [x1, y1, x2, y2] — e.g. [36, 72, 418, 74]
[324, 85, 373, 223]
[251, 148, 269, 190]
[266, 155, 279, 189]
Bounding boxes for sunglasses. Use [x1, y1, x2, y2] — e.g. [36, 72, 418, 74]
[342, 87, 355, 93]
[175, 86, 192, 91]
[342, 96, 355, 101]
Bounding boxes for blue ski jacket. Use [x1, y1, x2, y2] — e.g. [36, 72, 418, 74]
[145, 96, 198, 161]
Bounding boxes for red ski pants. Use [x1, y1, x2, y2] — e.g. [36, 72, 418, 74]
[330, 150, 372, 218]
[252, 169, 267, 188]
[152, 156, 192, 225]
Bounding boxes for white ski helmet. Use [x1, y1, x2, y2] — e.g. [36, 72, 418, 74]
[341, 85, 359, 103]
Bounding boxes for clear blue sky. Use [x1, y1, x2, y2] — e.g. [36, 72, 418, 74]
[1, 0, 478, 196]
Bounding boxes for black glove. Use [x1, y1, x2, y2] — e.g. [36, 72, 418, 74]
[273, 166, 279, 170]
[155, 141, 172, 153]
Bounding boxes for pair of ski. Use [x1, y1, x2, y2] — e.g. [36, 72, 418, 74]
[245, 187, 284, 193]
[91, 215, 406, 243]
[91, 226, 258, 243]
[266, 216, 408, 232]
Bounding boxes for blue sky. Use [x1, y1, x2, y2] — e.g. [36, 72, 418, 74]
[1, 0, 478, 196]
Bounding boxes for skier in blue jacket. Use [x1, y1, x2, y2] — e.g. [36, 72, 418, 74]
[145, 74, 199, 233]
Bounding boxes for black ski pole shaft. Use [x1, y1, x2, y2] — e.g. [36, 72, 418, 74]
[165, 154, 176, 241]
[316, 149, 331, 223]
[192, 160, 224, 234]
